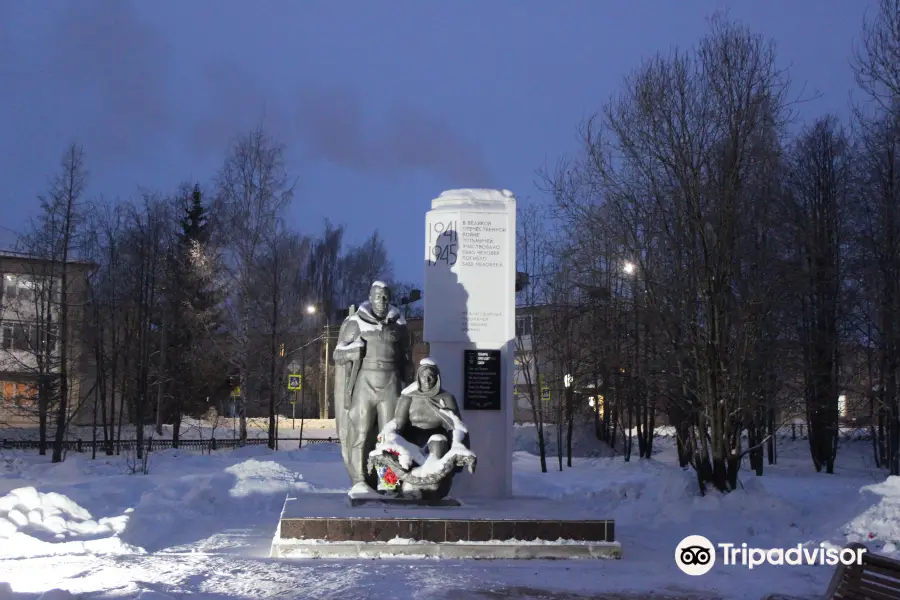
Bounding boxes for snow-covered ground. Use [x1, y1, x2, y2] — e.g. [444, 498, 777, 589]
[0, 423, 894, 599]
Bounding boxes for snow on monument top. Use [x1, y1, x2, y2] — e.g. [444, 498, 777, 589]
[432, 188, 515, 210]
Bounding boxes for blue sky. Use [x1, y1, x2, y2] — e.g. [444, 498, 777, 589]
[0, 0, 874, 286]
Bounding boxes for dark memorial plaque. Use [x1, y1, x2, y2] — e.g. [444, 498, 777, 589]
[463, 349, 501, 410]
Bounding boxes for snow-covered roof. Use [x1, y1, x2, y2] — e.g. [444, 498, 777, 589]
[0, 249, 96, 268]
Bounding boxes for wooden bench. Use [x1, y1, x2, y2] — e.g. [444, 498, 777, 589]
[823, 542, 900, 599]
[765, 543, 900, 600]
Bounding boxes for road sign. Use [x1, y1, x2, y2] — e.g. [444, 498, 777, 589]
[288, 374, 302, 390]
[541, 387, 550, 401]
[231, 386, 241, 397]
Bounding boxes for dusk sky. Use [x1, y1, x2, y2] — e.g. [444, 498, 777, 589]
[0, 1, 875, 286]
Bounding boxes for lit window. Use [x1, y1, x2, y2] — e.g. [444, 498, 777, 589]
[3, 275, 15, 300]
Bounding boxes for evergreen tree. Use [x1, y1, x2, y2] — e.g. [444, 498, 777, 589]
[162, 184, 227, 444]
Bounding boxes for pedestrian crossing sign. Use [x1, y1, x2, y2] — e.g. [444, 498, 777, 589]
[288, 375, 302, 390]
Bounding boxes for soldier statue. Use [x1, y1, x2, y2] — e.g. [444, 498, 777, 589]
[368, 358, 476, 501]
[332, 281, 414, 496]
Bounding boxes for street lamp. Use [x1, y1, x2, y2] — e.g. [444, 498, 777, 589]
[306, 304, 316, 315]
[623, 261, 636, 275]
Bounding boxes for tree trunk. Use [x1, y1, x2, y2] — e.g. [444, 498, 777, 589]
[52, 205, 74, 463]
[155, 314, 166, 437]
[172, 411, 182, 449]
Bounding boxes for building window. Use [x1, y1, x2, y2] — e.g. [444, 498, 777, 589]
[516, 315, 533, 337]
[38, 324, 58, 353]
[0, 381, 36, 407]
[2, 274, 56, 306]
[0, 322, 54, 352]
[12, 323, 29, 351]
[3, 275, 31, 302]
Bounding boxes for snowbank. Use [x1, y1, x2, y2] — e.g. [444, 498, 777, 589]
[118, 449, 347, 553]
[513, 423, 617, 458]
[0, 486, 139, 558]
[840, 476, 900, 553]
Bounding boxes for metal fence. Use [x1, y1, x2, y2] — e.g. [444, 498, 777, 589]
[0, 436, 339, 453]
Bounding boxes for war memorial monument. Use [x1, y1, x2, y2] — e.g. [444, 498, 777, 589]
[271, 189, 620, 559]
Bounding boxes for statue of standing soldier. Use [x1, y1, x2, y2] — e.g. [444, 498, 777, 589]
[332, 281, 414, 496]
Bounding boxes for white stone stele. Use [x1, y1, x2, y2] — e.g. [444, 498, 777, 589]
[423, 189, 516, 498]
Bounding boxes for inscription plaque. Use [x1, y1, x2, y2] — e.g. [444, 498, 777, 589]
[424, 211, 511, 343]
[463, 349, 502, 410]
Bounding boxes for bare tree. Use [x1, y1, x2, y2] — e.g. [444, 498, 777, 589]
[853, 0, 900, 117]
[551, 15, 791, 492]
[782, 117, 849, 473]
[513, 200, 552, 472]
[7, 144, 90, 462]
[216, 127, 294, 444]
[120, 195, 170, 461]
[339, 231, 394, 308]
[86, 201, 130, 456]
[850, 0, 900, 475]
[251, 229, 311, 448]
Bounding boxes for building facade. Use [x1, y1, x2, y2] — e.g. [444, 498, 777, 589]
[0, 252, 92, 428]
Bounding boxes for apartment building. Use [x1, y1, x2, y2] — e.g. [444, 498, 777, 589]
[0, 251, 93, 427]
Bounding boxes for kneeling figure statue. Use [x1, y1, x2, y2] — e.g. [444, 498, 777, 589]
[368, 358, 476, 501]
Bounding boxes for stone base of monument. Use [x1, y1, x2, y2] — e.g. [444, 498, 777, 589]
[270, 494, 620, 560]
[349, 496, 462, 507]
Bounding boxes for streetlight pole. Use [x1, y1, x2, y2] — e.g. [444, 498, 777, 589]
[299, 347, 305, 445]
[323, 313, 330, 419]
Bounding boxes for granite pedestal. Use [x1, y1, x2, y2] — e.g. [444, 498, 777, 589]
[271, 493, 621, 560]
